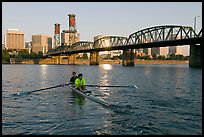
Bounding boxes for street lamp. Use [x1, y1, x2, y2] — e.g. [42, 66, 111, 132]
[194, 16, 200, 33]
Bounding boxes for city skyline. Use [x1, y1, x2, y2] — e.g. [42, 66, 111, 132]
[2, 2, 202, 56]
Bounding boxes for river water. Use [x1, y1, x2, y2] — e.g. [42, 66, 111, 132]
[2, 64, 202, 135]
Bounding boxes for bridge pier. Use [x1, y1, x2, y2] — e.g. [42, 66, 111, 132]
[189, 44, 202, 68]
[122, 49, 135, 66]
[90, 51, 99, 65]
[54, 56, 61, 64]
[68, 54, 76, 65]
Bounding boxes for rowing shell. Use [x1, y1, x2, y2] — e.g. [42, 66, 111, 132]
[68, 85, 110, 107]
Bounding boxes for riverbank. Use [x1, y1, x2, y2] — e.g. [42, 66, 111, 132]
[133, 60, 189, 65]
[3, 58, 189, 65]
[101, 60, 189, 65]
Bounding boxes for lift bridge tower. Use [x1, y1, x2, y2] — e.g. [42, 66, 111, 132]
[67, 14, 79, 45]
[61, 14, 80, 46]
[54, 23, 61, 49]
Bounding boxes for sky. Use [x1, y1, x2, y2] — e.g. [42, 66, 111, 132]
[2, 2, 202, 56]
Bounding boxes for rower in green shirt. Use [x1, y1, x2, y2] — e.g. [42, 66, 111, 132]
[75, 73, 86, 92]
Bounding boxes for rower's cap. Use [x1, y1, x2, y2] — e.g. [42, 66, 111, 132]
[72, 72, 76, 74]
[78, 73, 83, 77]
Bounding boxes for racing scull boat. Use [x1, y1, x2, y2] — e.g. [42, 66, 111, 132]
[68, 85, 110, 107]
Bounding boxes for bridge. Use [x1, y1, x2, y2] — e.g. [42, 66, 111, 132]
[46, 25, 202, 67]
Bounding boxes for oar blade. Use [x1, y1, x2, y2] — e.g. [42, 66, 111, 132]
[132, 85, 137, 89]
[14, 91, 30, 96]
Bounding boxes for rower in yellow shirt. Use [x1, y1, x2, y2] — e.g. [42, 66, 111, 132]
[75, 73, 86, 92]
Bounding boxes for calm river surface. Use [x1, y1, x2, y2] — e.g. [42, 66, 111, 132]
[2, 64, 202, 135]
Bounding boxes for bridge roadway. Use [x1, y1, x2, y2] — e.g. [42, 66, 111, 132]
[46, 25, 202, 67]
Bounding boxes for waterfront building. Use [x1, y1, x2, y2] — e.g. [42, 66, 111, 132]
[25, 41, 32, 54]
[160, 47, 169, 56]
[135, 48, 144, 53]
[169, 46, 183, 55]
[151, 47, 160, 56]
[5, 29, 24, 50]
[168, 34, 183, 55]
[149, 47, 168, 57]
[32, 34, 52, 54]
[143, 48, 151, 56]
[135, 51, 146, 57]
[2, 43, 5, 50]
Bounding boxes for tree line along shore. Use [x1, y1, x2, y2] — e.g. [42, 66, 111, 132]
[3, 58, 189, 65]
[2, 49, 189, 65]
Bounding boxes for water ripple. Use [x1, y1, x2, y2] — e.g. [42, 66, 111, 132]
[2, 64, 202, 135]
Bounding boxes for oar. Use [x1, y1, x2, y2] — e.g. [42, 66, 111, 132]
[14, 83, 71, 96]
[85, 84, 137, 89]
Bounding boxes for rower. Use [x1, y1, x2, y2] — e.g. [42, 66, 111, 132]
[69, 71, 77, 84]
[75, 73, 86, 92]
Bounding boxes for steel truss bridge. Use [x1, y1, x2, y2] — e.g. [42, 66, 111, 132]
[46, 25, 202, 56]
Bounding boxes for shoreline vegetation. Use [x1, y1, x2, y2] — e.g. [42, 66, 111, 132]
[2, 58, 189, 65]
[2, 49, 190, 65]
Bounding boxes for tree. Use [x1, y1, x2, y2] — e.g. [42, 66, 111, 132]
[2, 49, 10, 63]
[168, 53, 176, 60]
[82, 53, 88, 59]
[157, 55, 166, 60]
[136, 55, 142, 59]
[143, 55, 152, 60]
[176, 54, 185, 60]
[18, 49, 29, 58]
[184, 56, 189, 60]
[37, 51, 44, 59]
[152, 54, 157, 60]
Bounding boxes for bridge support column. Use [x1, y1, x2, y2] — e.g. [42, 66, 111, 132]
[122, 49, 135, 66]
[68, 54, 76, 65]
[54, 56, 61, 64]
[90, 51, 99, 65]
[189, 44, 202, 68]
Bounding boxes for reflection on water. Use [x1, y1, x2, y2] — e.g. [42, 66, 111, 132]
[98, 64, 113, 98]
[100, 64, 112, 70]
[40, 65, 48, 84]
[71, 92, 86, 106]
[98, 64, 112, 86]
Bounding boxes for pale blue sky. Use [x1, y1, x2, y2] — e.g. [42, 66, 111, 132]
[2, 2, 202, 55]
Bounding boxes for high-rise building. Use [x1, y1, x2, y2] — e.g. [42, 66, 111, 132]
[5, 29, 24, 50]
[151, 47, 169, 57]
[143, 48, 151, 56]
[168, 34, 183, 55]
[32, 34, 52, 54]
[151, 47, 160, 56]
[159, 47, 168, 56]
[169, 46, 182, 55]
